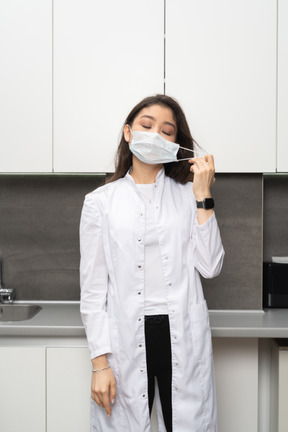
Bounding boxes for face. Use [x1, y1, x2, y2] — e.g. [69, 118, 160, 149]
[124, 104, 177, 143]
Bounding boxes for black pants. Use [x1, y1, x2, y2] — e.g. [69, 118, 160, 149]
[144, 315, 173, 432]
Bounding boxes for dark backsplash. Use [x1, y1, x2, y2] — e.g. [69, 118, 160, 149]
[202, 174, 263, 310]
[0, 172, 278, 310]
[0, 175, 105, 301]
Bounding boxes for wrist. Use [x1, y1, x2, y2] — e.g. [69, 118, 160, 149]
[92, 354, 109, 369]
[196, 197, 214, 210]
[194, 192, 211, 202]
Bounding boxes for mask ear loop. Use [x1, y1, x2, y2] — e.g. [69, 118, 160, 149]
[177, 146, 208, 162]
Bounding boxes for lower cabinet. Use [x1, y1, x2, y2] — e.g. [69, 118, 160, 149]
[0, 345, 91, 432]
[0, 347, 46, 432]
[271, 339, 288, 432]
[0, 339, 260, 432]
[213, 338, 259, 432]
[46, 347, 91, 432]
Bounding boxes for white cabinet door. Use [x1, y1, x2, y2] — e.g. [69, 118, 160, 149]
[270, 340, 288, 432]
[0, 347, 45, 432]
[47, 347, 91, 432]
[166, 0, 277, 173]
[277, 0, 288, 172]
[0, 0, 52, 172]
[213, 338, 259, 432]
[54, 0, 164, 173]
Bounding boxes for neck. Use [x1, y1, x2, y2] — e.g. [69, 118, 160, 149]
[130, 157, 163, 184]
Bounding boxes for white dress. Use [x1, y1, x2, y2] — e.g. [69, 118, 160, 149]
[80, 168, 224, 432]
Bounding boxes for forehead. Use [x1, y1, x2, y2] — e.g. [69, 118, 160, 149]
[135, 104, 176, 124]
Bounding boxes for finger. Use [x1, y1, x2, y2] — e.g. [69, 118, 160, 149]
[92, 391, 104, 407]
[188, 157, 202, 164]
[102, 392, 112, 417]
[190, 158, 205, 173]
[191, 156, 207, 167]
[91, 377, 104, 407]
[110, 380, 116, 404]
[204, 154, 215, 168]
[196, 156, 215, 175]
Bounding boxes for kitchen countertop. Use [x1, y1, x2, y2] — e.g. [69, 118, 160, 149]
[0, 301, 84, 337]
[0, 301, 288, 338]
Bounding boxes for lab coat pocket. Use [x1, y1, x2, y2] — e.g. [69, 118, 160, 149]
[188, 300, 213, 361]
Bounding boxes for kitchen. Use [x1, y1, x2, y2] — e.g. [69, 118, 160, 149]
[0, 1, 288, 431]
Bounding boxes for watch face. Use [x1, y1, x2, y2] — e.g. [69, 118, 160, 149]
[204, 198, 214, 209]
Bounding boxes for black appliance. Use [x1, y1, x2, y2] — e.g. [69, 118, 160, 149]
[263, 262, 288, 308]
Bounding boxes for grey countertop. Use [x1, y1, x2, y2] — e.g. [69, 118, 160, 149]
[0, 301, 288, 338]
[0, 301, 84, 337]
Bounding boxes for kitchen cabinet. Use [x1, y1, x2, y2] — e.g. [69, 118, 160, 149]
[0, 0, 52, 172]
[277, 0, 288, 172]
[166, 0, 277, 173]
[0, 347, 46, 432]
[213, 338, 259, 432]
[1, 1, 286, 174]
[0, 339, 259, 432]
[46, 347, 91, 432]
[53, 0, 164, 173]
[270, 340, 288, 432]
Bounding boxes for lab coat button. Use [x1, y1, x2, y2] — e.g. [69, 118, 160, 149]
[142, 394, 146, 398]
[176, 362, 179, 366]
[138, 238, 142, 242]
[140, 369, 144, 373]
[168, 283, 172, 286]
[138, 318, 141, 321]
[138, 291, 141, 295]
[139, 344, 142, 347]
[138, 265, 142, 268]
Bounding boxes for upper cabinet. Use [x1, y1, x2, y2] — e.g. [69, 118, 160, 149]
[277, 0, 288, 172]
[1, 1, 287, 174]
[0, 0, 52, 172]
[53, 0, 164, 173]
[166, 0, 277, 173]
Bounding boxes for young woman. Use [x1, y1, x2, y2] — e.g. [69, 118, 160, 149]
[80, 94, 224, 432]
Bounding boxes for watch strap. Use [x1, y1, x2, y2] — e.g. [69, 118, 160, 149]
[196, 198, 215, 210]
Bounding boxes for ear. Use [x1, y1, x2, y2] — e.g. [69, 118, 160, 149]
[124, 124, 131, 143]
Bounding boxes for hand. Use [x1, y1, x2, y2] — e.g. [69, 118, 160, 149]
[91, 356, 116, 417]
[91, 368, 116, 416]
[189, 154, 215, 201]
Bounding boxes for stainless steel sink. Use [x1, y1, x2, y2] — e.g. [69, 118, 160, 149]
[0, 304, 42, 321]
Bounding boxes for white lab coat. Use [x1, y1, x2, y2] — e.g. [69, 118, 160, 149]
[80, 168, 224, 432]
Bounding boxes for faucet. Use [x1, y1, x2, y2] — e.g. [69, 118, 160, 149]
[0, 258, 16, 304]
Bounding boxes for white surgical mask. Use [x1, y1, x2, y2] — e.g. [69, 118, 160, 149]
[129, 129, 206, 165]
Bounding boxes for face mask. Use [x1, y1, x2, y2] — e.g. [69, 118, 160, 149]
[129, 129, 206, 165]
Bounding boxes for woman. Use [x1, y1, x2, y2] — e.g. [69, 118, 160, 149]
[80, 94, 224, 432]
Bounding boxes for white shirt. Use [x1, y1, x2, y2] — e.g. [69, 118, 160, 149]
[80, 168, 224, 432]
[136, 183, 168, 315]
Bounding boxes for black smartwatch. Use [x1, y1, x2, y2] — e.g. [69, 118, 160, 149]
[196, 198, 215, 210]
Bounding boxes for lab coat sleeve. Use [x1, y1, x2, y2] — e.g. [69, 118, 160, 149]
[79, 193, 112, 359]
[189, 188, 225, 278]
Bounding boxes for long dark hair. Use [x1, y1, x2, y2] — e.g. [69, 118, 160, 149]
[107, 94, 195, 184]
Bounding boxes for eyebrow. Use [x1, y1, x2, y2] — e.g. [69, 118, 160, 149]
[139, 115, 176, 130]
